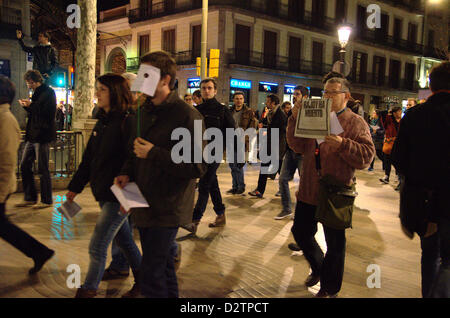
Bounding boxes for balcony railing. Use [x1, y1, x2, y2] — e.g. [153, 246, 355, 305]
[349, 72, 419, 92]
[227, 49, 333, 76]
[129, 0, 338, 33]
[126, 50, 200, 73]
[355, 28, 424, 55]
[377, 0, 424, 14]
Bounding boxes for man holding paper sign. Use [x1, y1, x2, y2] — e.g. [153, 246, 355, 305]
[287, 77, 375, 297]
[115, 51, 207, 298]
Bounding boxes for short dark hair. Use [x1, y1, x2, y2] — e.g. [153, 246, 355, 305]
[192, 89, 202, 98]
[267, 94, 280, 105]
[232, 91, 245, 99]
[140, 51, 177, 89]
[391, 106, 403, 113]
[322, 71, 344, 84]
[281, 101, 292, 109]
[24, 70, 44, 83]
[96, 73, 133, 113]
[200, 78, 217, 90]
[39, 31, 51, 41]
[294, 85, 309, 98]
[0, 75, 16, 105]
[184, 93, 192, 99]
[429, 61, 450, 92]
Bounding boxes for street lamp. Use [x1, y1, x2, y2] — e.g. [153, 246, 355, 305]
[337, 24, 352, 75]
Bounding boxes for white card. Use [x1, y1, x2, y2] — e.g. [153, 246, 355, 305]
[330, 111, 344, 135]
[131, 64, 161, 97]
[110, 182, 149, 212]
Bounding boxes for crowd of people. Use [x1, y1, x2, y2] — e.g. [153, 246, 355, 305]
[0, 49, 448, 298]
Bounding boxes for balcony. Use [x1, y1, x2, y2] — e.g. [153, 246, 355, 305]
[126, 50, 199, 73]
[377, 0, 424, 14]
[227, 49, 333, 77]
[129, 0, 338, 34]
[349, 72, 419, 92]
[355, 28, 424, 55]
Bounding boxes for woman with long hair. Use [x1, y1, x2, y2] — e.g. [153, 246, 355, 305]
[66, 73, 142, 298]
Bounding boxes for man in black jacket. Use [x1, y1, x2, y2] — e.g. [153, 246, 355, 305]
[17, 30, 57, 82]
[249, 94, 287, 198]
[16, 70, 56, 209]
[183, 78, 235, 233]
[114, 51, 206, 298]
[392, 61, 450, 298]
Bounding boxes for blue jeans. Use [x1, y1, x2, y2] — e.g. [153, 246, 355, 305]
[82, 201, 142, 290]
[108, 216, 134, 272]
[20, 142, 52, 204]
[193, 162, 225, 221]
[229, 162, 245, 191]
[138, 227, 179, 298]
[278, 149, 303, 212]
[422, 216, 450, 298]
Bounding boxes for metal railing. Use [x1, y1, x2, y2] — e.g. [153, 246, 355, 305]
[377, 0, 424, 14]
[16, 131, 85, 180]
[227, 49, 333, 76]
[349, 72, 419, 92]
[129, 0, 338, 33]
[355, 28, 424, 55]
[126, 50, 201, 73]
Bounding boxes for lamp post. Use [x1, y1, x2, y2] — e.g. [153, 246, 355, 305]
[337, 24, 352, 75]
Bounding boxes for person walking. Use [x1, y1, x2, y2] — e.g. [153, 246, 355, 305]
[0, 75, 55, 275]
[368, 110, 385, 171]
[67, 73, 142, 298]
[274, 86, 307, 220]
[114, 51, 206, 298]
[183, 78, 235, 234]
[249, 94, 287, 198]
[16, 70, 56, 209]
[392, 61, 450, 298]
[287, 77, 375, 297]
[379, 106, 402, 190]
[226, 91, 257, 195]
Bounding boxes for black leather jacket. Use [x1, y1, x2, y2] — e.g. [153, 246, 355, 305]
[18, 38, 57, 77]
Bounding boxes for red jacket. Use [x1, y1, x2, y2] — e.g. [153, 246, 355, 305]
[382, 114, 400, 139]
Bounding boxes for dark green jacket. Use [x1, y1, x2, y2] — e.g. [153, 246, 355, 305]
[121, 91, 207, 228]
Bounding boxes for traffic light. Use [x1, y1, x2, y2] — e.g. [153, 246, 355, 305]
[68, 65, 74, 88]
[209, 49, 220, 78]
[54, 72, 66, 87]
[196, 57, 201, 77]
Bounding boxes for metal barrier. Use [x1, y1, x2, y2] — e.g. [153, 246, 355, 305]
[16, 131, 85, 180]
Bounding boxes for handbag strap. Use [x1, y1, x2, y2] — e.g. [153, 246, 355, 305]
[315, 140, 321, 177]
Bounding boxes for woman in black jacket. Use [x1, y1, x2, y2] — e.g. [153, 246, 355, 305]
[66, 74, 142, 298]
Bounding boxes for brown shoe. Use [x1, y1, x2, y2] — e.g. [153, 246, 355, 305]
[74, 288, 97, 298]
[121, 283, 143, 298]
[208, 214, 226, 228]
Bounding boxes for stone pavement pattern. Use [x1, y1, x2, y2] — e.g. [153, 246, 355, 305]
[0, 161, 422, 298]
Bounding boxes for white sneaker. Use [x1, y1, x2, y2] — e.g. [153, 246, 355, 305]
[32, 202, 53, 209]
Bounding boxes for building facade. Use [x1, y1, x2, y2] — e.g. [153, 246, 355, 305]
[97, 0, 449, 113]
[0, 0, 32, 127]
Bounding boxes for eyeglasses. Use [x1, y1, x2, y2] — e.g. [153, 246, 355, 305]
[322, 90, 347, 96]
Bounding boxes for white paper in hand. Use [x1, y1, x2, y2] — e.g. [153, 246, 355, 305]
[330, 111, 344, 135]
[57, 200, 82, 220]
[131, 64, 161, 97]
[110, 182, 149, 212]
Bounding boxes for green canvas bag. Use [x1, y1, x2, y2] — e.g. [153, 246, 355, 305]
[315, 175, 357, 230]
[313, 141, 358, 230]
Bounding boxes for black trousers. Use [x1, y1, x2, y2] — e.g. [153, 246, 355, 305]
[291, 200, 347, 295]
[0, 200, 51, 260]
